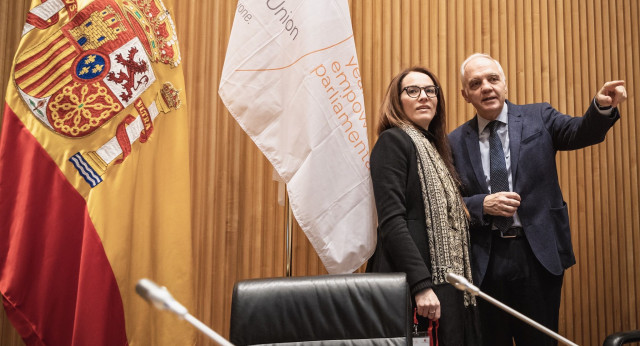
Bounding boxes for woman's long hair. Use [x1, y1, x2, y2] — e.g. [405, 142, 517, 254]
[377, 66, 460, 185]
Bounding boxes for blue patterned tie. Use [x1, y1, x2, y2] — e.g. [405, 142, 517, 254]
[488, 120, 514, 232]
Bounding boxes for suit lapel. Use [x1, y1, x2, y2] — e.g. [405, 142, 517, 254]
[464, 117, 490, 194]
[507, 101, 523, 185]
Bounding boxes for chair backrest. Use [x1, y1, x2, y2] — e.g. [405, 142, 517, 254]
[229, 273, 412, 345]
[603, 330, 640, 346]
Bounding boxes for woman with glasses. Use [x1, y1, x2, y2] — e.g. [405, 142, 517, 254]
[367, 66, 480, 345]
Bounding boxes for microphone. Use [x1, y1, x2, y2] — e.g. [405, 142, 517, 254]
[445, 272, 577, 346]
[136, 278, 188, 316]
[445, 272, 480, 296]
[136, 278, 234, 346]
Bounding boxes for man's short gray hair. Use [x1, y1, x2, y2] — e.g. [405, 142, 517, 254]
[460, 53, 506, 84]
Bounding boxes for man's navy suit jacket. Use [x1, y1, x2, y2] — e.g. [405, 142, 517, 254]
[448, 100, 619, 285]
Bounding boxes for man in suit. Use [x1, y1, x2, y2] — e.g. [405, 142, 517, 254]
[448, 53, 627, 346]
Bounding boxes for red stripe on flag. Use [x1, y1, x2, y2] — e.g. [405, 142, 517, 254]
[0, 104, 128, 346]
[15, 43, 74, 83]
[14, 34, 68, 71]
[16, 46, 76, 96]
[31, 61, 75, 98]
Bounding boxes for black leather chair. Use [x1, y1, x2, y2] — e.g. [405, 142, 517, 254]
[229, 273, 412, 345]
[603, 330, 640, 346]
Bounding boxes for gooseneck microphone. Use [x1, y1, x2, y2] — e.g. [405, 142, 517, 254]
[135, 278, 234, 346]
[445, 273, 578, 346]
[136, 278, 189, 316]
[444, 272, 480, 296]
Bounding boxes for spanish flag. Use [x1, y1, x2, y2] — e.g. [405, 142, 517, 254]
[0, 0, 194, 344]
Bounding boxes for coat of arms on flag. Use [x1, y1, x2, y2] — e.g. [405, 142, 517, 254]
[14, 0, 182, 187]
[0, 0, 194, 345]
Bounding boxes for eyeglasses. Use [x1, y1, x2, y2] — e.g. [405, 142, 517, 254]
[402, 85, 439, 99]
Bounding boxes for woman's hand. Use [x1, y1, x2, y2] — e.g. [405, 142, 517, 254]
[415, 288, 441, 320]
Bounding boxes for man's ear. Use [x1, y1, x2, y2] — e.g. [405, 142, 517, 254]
[461, 89, 470, 103]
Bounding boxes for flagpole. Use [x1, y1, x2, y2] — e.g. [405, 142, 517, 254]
[284, 190, 293, 277]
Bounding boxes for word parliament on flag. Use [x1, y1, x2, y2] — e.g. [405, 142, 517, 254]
[219, 0, 376, 274]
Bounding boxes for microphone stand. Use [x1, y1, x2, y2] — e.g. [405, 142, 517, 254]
[136, 279, 234, 346]
[446, 273, 578, 346]
[183, 314, 233, 346]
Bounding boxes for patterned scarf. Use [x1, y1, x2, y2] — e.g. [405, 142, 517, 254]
[400, 124, 476, 306]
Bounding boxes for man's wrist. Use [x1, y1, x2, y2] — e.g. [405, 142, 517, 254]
[594, 98, 612, 110]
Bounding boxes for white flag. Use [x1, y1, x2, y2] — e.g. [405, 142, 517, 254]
[219, 0, 376, 273]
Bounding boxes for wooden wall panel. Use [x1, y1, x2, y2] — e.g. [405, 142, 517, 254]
[1, 1, 638, 345]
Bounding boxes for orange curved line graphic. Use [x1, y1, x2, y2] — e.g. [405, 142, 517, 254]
[236, 35, 354, 72]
